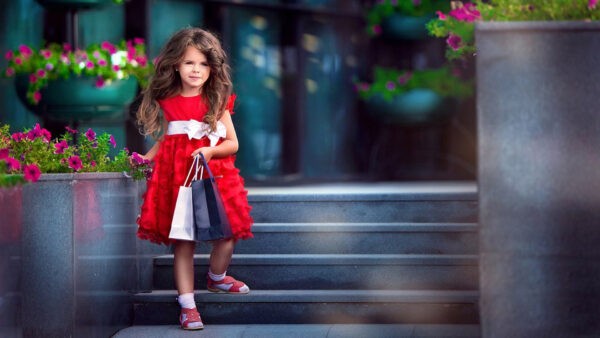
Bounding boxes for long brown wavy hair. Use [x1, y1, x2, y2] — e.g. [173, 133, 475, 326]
[136, 27, 233, 141]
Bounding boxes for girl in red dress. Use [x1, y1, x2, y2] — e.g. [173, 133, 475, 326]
[133, 28, 253, 330]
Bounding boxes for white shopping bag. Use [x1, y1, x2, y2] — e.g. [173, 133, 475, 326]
[168, 155, 201, 241]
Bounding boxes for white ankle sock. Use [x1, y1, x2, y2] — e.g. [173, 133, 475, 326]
[177, 292, 196, 309]
[208, 269, 226, 281]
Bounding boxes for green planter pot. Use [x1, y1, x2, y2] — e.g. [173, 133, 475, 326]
[36, 0, 115, 9]
[15, 75, 138, 122]
[368, 89, 451, 125]
[381, 13, 436, 40]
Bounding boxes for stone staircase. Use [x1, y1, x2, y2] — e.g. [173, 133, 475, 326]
[131, 182, 480, 327]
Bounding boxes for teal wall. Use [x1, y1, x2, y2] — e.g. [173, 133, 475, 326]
[227, 7, 282, 178]
[77, 3, 127, 158]
[300, 18, 358, 178]
[0, 0, 44, 133]
[148, 0, 204, 59]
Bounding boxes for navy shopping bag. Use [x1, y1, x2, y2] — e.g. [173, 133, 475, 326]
[191, 153, 234, 241]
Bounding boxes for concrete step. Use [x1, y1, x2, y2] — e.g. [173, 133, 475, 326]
[151, 254, 479, 291]
[111, 324, 481, 338]
[77, 222, 478, 256]
[247, 194, 477, 223]
[133, 289, 479, 325]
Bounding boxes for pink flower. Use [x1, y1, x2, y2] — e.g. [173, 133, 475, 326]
[446, 34, 463, 51]
[85, 128, 96, 141]
[91, 160, 96, 167]
[449, 3, 481, 22]
[109, 135, 116, 148]
[87, 152, 91, 159]
[18, 45, 32, 57]
[372, 25, 382, 35]
[11, 132, 25, 142]
[5, 68, 15, 77]
[134, 37, 145, 45]
[0, 148, 8, 160]
[93, 51, 101, 59]
[385, 81, 396, 91]
[15, 57, 22, 65]
[24, 163, 41, 182]
[41, 50, 52, 59]
[61, 158, 67, 164]
[95, 78, 105, 88]
[112, 65, 120, 72]
[29, 74, 37, 83]
[45, 63, 54, 70]
[33, 91, 42, 103]
[54, 140, 69, 154]
[61, 54, 70, 64]
[589, 0, 598, 9]
[98, 59, 107, 66]
[92, 141, 98, 149]
[65, 126, 78, 134]
[6, 157, 21, 171]
[5, 50, 13, 60]
[63, 43, 72, 52]
[86, 61, 94, 69]
[68, 155, 83, 171]
[27, 123, 43, 140]
[41, 129, 51, 142]
[101, 41, 117, 54]
[135, 56, 147, 67]
[436, 11, 447, 20]
[127, 46, 136, 61]
[131, 152, 144, 165]
[36, 69, 46, 78]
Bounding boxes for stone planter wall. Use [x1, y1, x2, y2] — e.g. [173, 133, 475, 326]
[476, 21, 600, 337]
[0, 173, 170, 338]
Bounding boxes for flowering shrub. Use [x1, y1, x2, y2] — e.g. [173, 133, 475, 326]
[427, 0, 600, 60]
[0, 123, 152, 187]
[353, 65, 473, 102]
[2, 39, 154, 104]
[366, 0, 451, 36]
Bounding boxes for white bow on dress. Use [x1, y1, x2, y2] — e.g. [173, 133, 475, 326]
[167, 119, 227, 147]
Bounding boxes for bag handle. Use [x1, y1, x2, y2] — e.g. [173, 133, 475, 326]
[198, 152, 216, 180]
[183, 155, 200, 187]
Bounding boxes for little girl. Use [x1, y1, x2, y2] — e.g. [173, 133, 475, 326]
[133, 27, 254, 330]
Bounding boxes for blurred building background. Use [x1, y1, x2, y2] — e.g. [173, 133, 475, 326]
[0, 0, 477, 184]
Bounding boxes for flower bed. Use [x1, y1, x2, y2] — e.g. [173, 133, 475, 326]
[3, 39, 153, 105]
[427, 0, 600, 60]
[0, 123, 151, 187]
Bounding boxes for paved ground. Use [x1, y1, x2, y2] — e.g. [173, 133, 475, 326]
[112, 324, 480, 338]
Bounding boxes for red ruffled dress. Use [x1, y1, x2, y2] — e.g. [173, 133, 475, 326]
[136, 93, 254, 246]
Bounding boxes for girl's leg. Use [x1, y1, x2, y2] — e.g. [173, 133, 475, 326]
[174, 240, 196, 294]
[208, 238, 235, 274]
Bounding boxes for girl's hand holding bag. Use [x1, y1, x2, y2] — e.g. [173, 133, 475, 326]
[168, 153, 233, 242]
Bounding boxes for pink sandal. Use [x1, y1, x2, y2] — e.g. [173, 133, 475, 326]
[207, 273, 250, 294]
[179, 307, 204, 330]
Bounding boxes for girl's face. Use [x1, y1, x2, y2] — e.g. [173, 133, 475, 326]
[177, 46, 211, 95]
